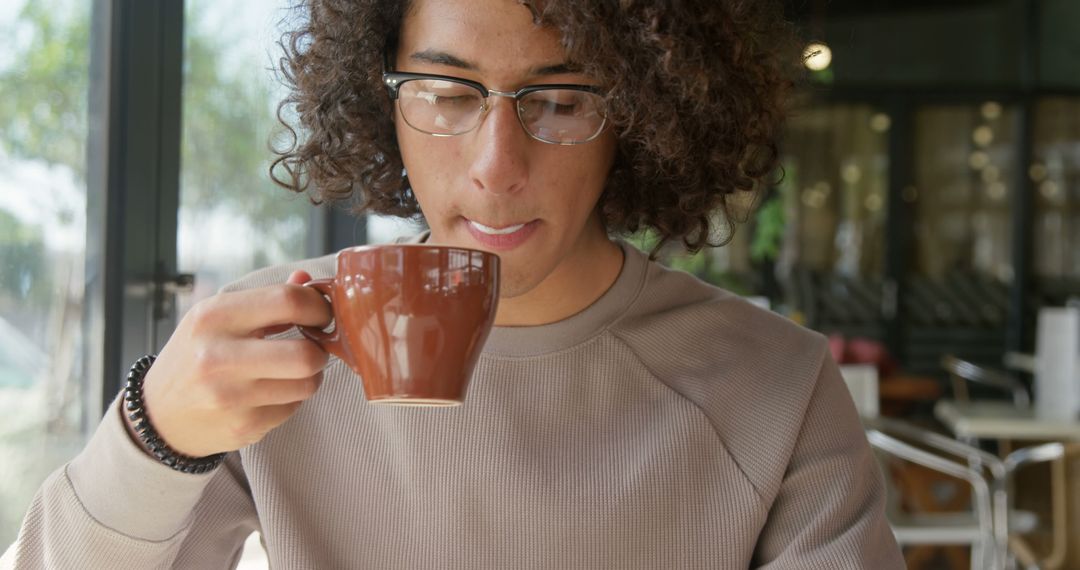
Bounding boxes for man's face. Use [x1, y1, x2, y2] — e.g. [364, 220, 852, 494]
[394, 0, 618, 300]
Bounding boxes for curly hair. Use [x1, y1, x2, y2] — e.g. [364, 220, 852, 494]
[271, 0, 801, 253]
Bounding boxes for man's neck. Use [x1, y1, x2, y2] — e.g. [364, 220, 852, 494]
[493, 237, 624, 327]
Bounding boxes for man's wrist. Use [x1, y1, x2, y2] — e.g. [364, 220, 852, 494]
[119, 402, 158, 458]
[122, 354, 225, 474]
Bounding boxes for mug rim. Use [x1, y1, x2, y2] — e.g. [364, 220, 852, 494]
[336, 243, 498, 259]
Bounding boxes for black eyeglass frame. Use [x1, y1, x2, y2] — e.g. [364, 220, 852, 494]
[381, 70, 609, 145]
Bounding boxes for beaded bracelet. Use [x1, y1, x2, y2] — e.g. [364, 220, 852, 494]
[123, 354, 225, 474]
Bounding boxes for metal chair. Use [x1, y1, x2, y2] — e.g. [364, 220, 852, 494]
[939, 354, 1077, 568]
[941, 354, 1030, 409]
[868, 417, 1069, 570]
[1003, 351, 1037, 375]
[1002, 443, 1073, 570]
[866, 424, 997, 570]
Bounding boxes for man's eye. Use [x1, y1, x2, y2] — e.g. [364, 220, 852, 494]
[433, 95, 475, 106]
[549, 102, 581, 115]
[524, 98, 582, 116]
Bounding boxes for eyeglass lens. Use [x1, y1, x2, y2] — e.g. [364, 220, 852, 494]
[397, 79, 605, 144]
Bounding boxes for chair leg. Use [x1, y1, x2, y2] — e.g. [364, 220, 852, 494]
[1027, 455, 1069, 570]
[1009, 535, 1041, 570]
[904, 545, 937, 569]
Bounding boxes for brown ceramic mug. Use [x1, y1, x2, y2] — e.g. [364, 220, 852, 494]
[297, 244, 500, 406]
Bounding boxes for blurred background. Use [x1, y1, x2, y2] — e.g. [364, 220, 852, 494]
[0, 0, 1077, 568]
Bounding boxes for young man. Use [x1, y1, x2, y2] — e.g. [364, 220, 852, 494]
[12, 0, 905, 567]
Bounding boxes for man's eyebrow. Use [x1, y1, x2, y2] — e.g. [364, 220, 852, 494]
[409, 49, 579, 77]
[409, 50, 477, 70]
[530, 62, 577, 76]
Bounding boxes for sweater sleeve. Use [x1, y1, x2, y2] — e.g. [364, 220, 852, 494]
[9, 396, 259, 569]
[751, 351, 905, 569]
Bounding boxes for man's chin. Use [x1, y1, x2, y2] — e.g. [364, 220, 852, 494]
[495, 258, 552, 299]
[496, 276, 537, 300]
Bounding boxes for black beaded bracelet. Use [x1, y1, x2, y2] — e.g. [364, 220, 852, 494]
[123, 354, 226, 474]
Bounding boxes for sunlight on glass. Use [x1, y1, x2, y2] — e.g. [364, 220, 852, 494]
[0, 0, 90, 547]
[177, 0, 315, 318]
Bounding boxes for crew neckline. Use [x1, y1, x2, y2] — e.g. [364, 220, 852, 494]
[398, 231, 649, 358]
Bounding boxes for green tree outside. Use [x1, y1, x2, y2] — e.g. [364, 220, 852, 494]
[0, 0, 311, 546]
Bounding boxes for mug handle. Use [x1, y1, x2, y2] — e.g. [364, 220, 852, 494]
[296, 278, 348, 363]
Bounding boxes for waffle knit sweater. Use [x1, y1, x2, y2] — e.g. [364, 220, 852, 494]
[12, 239, 903, 569]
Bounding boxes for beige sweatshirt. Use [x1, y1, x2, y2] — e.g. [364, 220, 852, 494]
[12, 239, 903, 569]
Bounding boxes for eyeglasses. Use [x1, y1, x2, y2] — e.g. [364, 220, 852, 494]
[382, 71, 608, 145]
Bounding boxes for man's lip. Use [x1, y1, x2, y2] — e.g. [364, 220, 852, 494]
[463, 217, 541, 250]
[465, 218, 534, 229]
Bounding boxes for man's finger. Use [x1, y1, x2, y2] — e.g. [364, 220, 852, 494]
[286, 270, 312, 285]
[225, 338, 330, 379]
[193, 282, 332, 335]
[260, 271, 317, 337]
[245, 374, 324, 407]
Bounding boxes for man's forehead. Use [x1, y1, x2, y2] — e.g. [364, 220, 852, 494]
[399, 0, 568, 76]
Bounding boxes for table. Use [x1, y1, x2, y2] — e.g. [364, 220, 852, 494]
[934, 399, 1080, 568]
[934, 400, 1080, 442]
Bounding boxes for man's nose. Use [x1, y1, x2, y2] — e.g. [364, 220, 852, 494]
[467, 96, 530, 196]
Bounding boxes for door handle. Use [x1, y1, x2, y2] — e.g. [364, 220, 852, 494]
[152, 266, 195, 320]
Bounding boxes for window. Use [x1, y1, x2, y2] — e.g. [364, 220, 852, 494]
[781, 104, 889, 279]
[913, 103, 1018, 282]
[777, 104, 889, 329]
[1032, 97, 1080, 303]
[0, 0, 92, 546]
[177, 0, 316, 314]
[904, 103, 1019, 368]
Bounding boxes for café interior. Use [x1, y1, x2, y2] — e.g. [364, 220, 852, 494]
[1, 0, 1079, 568]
